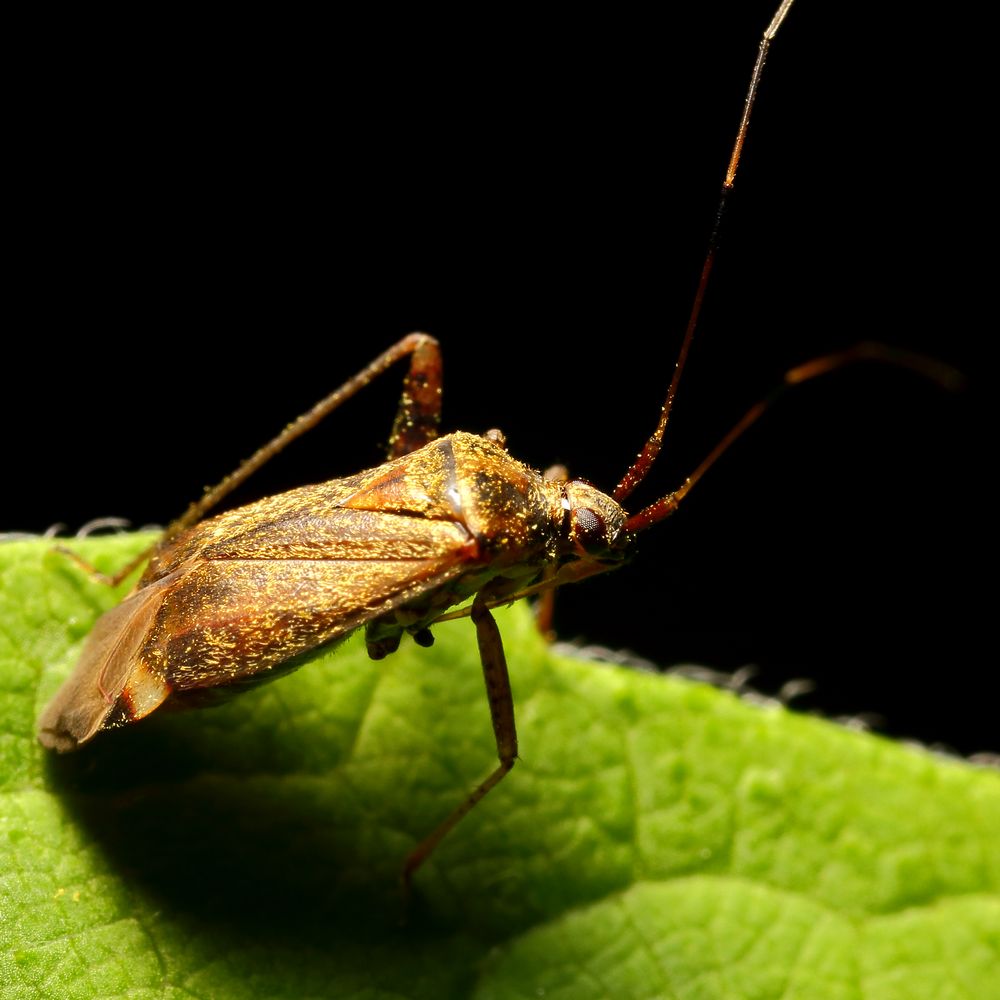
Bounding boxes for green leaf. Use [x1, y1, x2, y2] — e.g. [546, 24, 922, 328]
[2, 535, 998, 1000]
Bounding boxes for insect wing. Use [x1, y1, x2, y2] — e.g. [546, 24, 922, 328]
[143, 520, 471, 691]
[37, 570, 181, 751]
[39, 471, 478, 750]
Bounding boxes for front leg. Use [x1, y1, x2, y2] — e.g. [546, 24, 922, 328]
[402, 591, 518, 886]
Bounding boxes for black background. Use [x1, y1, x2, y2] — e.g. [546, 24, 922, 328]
[6, 4, 991, 754]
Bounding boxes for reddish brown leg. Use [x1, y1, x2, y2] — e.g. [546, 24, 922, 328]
[162, 333, 444, 544]
[387, 334, 443, 458]
[534, 573, 558, 642]
[402, 591, 518, 887]
[58, 335, 446, 591]
[534, 463, 570, 640]
[52, 545, 150, 588]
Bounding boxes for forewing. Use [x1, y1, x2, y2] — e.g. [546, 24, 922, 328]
[143, 549, 470, 690]
[40, 480, 479, 748]
[37, 570, 180, 751]
[147, 444, 470, 580]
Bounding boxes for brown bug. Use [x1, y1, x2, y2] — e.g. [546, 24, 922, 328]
[35, 0, 959, 877]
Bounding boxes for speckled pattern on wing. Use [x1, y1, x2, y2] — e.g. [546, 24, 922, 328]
[37, 433, 580, 749]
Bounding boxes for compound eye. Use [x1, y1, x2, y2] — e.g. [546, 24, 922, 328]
[571, 507, 608, 554]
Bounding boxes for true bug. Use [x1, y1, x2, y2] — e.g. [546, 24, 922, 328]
[31, 0, 968, 868]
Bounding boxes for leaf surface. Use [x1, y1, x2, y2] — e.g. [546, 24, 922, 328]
[2, 536, 998, 999]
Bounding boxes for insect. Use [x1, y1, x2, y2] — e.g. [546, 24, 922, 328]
[35, 0, 959, 878]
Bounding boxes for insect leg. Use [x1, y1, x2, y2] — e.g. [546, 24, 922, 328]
[402, 591, 517, 885]
[50, 544, 149, 588]
[55, 335, 446, 588]
[534, 463, 570, 640]
[155, 333, 442, 542]
[387, 334, 443, 458]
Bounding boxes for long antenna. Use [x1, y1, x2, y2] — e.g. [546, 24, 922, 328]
[614, 0, 797, 504]
[622, 344, 962, 533]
